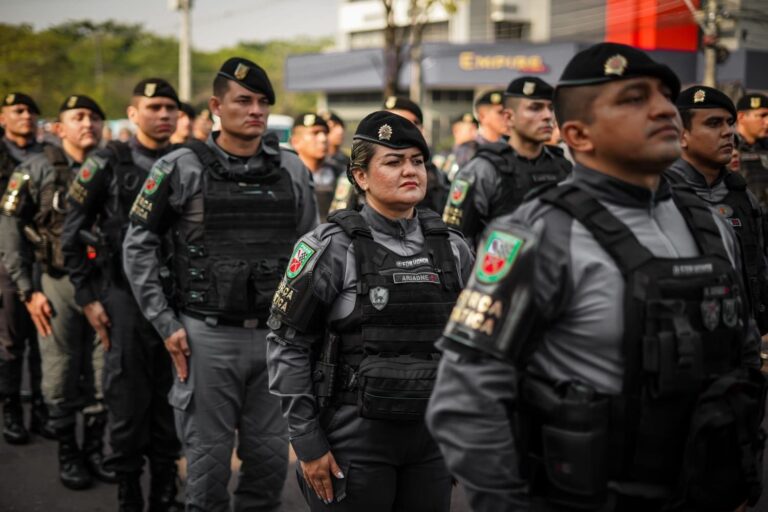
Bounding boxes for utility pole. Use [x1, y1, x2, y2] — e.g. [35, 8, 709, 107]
[702, 0, 718, 87]
[169, 0, 193, 101]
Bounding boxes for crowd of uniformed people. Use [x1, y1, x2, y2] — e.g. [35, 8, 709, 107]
[0, 41, 767, 512]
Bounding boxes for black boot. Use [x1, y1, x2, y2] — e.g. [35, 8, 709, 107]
[83, 413, 118, 484]
[3, 395, 30, 444]
[29, 396, 56, 439]
[118, 472, 144, 512]
[57, 425, 92, 490]
[148, 462, 183, 512]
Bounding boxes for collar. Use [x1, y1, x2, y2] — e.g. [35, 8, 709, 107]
[208, 131, 277, 161]
[668, 158, 727, 189]
[571, 164, 671, 208]
[360, 204, 419, 238]
[129, 136, 172, 159]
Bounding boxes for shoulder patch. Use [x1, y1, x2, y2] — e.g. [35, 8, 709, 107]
[129, 160, 175, 229]
[448, 178, 470, 207]
[142, 162, 172, 196]
[77, 157, 104, 184]
[286, 241, 317, 279]
[1, 171, 30, 216]
[475, 230, 524, 283]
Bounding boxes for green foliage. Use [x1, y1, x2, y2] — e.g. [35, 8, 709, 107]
[0, 21, 331, 119]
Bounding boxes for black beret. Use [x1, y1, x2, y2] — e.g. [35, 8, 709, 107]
[320, 110, 345, 128]
[217, 57, 275, 105]
[676, 86, 736, 119]
[2, 92, 40, 115]
[505, 76, 554, 100]
[354, 110, 430, 160]
[557, 42, 681, 100]
[179, 102, 197, 119]
[474, 90, 505, 108]
[384, 96, 423, 125]
[132, 78, 180, 107]
[59, 95, 105, 120]
[451, 112, 477, 125]
[293, 113, 328, 131]
[736, 93, 768, 112]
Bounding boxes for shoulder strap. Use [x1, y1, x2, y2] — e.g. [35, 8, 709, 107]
[185, 139, 227, 179]
[106, 140, 133, 165]
[43, 144, 71, 186]
[416, 208, 460, 291]
[538, 184, 655, 276]
[417, 207, 448, 235]
[669, 184, 731, 262]
[664, 169, 685, 186]
[327, 209, 373, 239]
[724, 170, 747, 191]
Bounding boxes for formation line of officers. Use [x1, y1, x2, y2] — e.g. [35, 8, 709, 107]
[0, 41, 767, 512]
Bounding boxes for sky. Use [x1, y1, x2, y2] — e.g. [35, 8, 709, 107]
[1, 0, 339, 50]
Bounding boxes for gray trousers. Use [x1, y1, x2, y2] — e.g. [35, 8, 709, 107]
[297, 405, 453, 512]
[0, 261, 39, 399]
[170, 314, 288, 512]
[40, 272, 104, 429]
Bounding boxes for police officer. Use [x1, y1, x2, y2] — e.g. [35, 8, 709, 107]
[426, 43, 765, 512]
[267, 111, 474, 510]
[122, 57, 318, 512]
[321, 110, 350, 178]
[666, 86, 768, 336]
[61, 79, 182, 511]
[444, 77, 572, 247]
[435, 112, 479, 181]
[384, 95, 450, 213]
[0, 95, 114, 490]
[171, 101, 196, 144]
[736, 93, 768, 206]
[473, 89, 508, 146]
[291, 113, 337, 220]
[0, 92, 52, 445]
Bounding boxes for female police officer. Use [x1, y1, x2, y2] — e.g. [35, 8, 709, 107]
[266, 111, 474, 511]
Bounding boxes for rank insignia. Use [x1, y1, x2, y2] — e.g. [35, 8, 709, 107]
[144, 82, 157, 97]
[722, 298, 739, 328]
[67, 96, 78, 108]
[378, 124, 393, 141]
[369, 286, 389, 311]
[286, 241, 316, 279]
[490, 93, 502, 104]
[752, 97, 762, 109]
[385, 96, 397, 109]
[700, 299, 721, 331]
[4, 94, 14, 105]
[714, 203, 733, 218]
[604, 54, 628, 76]
[234, 63, 250, 81]
[522, 81, 536, 96]
[449, 179, 469, 207]
[693, 89, 706, 103]
[476, 231, 524, 284]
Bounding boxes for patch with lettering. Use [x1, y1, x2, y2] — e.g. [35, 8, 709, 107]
[143, 166, 167, 196]
[395, 256, 430, 269]
[672, 263, 713, 276]
[6, 171, 25, 192]
[392, 272, 440, 284]
[286, 241, 316, 280]
[449, 179, 470, 207]
[475, 231, 524, 284]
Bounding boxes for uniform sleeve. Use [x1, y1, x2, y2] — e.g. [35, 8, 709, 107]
[62, 155, 109, 307]
[0, 163, 40, 293]
[267, 228, 345, 462]
[282, 150, 319, 235]
[443, 158, 498, 248]
[448, 231, 475, 287]
[123, 155, 189, 340]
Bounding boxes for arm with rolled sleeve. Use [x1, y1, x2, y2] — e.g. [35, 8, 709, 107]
[267, 227, 346, 462]
[281, 149, 320, 235]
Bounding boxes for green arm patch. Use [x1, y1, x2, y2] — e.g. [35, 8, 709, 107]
[475, 230, 524, 284]
[1, 171, 31, 216]
[76, 157, 102, 184]
[129, 160, 174, 231]
[68, 157, 105, 207]
[286, 241, 317, 279]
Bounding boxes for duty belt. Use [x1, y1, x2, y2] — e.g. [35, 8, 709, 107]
[181, 309, 265, 329]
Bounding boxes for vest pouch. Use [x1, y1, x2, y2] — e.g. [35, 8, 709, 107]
[251, 258, 285, 312]
[356, 354, 438, 422]
[211, 259, 250, 313]
[676, 368, 766, 510]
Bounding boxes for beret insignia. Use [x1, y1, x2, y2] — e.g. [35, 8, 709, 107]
[144, 82, 157, 97]
[378, 124, 393, 141]
[522, 82, 536, 96]
[490, 93, 502, 104]
[462, 113, 473, 123]
[234, 63, 250, 81]
[5, 94, 14, 105]
[604, 54, 628, 76]
[67, 96, 78, 108]
[303, 114, 316, 127]
[693, 89, 706, 103]
[752, 97, 762, 109]
[385, 96, 397, 109]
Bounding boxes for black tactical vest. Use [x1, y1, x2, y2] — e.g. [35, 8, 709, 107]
[740, 138, 768, 206]
[667, 170, 768, 333]
[329, 208, 461, 359]
[174, 140, 297, 323]
[476, 142, 570, 218]
[33, 145, 74, 273]
[521, 183, 763, 510]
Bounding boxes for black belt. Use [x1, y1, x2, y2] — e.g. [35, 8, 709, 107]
[181, 309, 266, 329]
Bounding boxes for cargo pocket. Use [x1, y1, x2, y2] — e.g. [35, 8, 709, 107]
[357, 355, 438, 422]
[212, 259, 250, 313]
[167, 380, 193, 412]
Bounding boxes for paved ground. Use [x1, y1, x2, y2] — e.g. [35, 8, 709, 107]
[0, 402, 470, 511]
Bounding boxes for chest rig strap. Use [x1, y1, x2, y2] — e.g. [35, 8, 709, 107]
[669, 184, 731, 264]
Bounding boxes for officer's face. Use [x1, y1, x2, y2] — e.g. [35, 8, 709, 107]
[128, 97, 179, 143]
[477, 104, 507, 136]
[327, 121, 344, 147]
[452, 120, 477, 145]
[505, 98, 554, 143]
[564, 77, 681, 174]
[55, 108, 103, 150]
[388, 109, 423, 133]
[681, 108, 735, 168]
[211, 82, 270, 140]
[0, 104, 38, 138]
[738, 109, 768, 140]
[174, 111, 193, 140]
[352, 145, 426, 211]
[291, 126, 328, 161]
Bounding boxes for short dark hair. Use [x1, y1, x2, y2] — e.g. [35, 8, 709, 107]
[553, 85, 601, 125]
[213, 75, 230, 98]
[347, 139, 377, 194]
[679, 109, 693, 130]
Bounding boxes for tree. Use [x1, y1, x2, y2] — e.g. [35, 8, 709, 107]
[381, 0, 459, 102]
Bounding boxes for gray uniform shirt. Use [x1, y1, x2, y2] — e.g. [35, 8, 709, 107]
[2, 137, 43, 164]
[122, 133, 319, 340]
[426, 165, 762, 512]
[0, 149, 81, 294]
[266, 205, 475, 462]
